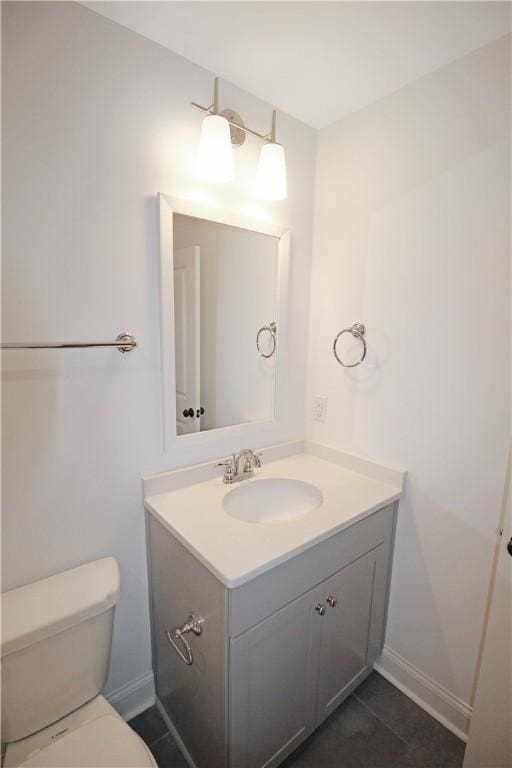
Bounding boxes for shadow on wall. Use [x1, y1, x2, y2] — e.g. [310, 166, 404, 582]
[327, 34, 511, 218]
[341, 331, 391, 395]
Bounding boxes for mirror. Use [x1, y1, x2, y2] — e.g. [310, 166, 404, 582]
[172, 212, 280, 436]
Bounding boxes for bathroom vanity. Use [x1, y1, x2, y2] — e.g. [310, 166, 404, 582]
[149, 195, 405, 768]
[144, 442, 404, 768]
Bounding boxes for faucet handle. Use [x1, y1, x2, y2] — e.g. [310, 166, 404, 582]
[217, 456, 235, 483]
[216, 454, 235, 467]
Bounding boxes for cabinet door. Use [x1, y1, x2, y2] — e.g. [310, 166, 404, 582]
[229, 586, 322, 768]
[316, 547, 383, 726]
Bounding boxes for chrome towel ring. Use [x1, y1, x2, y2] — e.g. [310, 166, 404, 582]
[165, 613, 204, 666]
[256, 321, 277, 358]
[333, 323, 367, 368]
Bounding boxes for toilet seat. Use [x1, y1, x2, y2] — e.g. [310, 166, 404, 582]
[4, 696, 157, 768]
[16, 715, 157, 768]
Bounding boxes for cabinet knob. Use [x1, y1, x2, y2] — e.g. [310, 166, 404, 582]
[315, 603, 326, 616]
[326, 595, 337, 608]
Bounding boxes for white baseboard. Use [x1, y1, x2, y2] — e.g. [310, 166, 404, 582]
[375, 645, 471, 742]
[106, 670, 155, 722]
[104, 651, 471, 746]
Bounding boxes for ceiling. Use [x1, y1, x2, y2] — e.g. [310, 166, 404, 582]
[82, 2, 510, 128]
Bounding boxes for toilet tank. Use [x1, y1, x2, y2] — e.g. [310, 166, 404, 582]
[1, 557, 121, 743]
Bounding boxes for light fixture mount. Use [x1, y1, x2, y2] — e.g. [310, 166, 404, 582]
[219, 109, 246, 147]
[192, 77, 275, 147]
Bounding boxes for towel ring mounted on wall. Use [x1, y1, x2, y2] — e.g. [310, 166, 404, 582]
[256, 321, 277, 358]
[333, 323, 367, 368]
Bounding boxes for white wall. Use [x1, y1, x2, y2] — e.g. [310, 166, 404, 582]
[173, 215, 278, 431]
[1, 1, 316, 714]
[307, 35, 511, 735]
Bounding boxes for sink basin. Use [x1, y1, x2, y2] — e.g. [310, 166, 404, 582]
[223, 478, 323, 524]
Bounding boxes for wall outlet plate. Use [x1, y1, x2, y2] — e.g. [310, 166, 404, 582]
[313, 396, 327, 422]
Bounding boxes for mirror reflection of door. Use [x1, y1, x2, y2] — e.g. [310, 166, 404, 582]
[173, 213, 278, 435]
[174, 246, 201, 435]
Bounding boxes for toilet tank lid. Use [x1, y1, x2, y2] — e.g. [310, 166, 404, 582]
[1, 557, 121, 657]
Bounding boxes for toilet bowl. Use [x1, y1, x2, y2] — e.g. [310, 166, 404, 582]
[1, 558, 157, 768]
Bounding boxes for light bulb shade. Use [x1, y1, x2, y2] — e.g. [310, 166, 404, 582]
[256, 142, 287, 201]
[197, 114, 235, 182]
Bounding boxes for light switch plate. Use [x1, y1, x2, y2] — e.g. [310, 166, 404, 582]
[313, 396, 327, 422]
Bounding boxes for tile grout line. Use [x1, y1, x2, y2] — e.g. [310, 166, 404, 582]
[148, 730, 173, 749]
[352, 692, 410, 750]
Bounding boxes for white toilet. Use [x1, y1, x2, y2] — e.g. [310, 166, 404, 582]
[1, 557, 157, 768]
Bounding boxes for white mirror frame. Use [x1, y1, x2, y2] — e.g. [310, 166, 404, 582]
[158, 193, 290, 450]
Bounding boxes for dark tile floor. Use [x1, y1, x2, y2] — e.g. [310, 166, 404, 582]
[129, 672, 466, 768]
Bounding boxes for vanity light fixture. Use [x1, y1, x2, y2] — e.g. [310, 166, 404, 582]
[196, 78, 235, 182]
[255, 111, 287, 201]
[192, 77, 288, 200]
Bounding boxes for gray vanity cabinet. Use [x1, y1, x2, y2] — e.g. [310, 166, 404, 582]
[230, 587, 320, 768]
[229, 545, 388, 768]
[315, 546, 385, 726]
[146, 502, 397, 768]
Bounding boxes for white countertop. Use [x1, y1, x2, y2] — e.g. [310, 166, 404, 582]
[144, 443, 405, 588]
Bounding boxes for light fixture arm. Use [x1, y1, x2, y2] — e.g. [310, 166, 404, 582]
[213, 76, 219, 114]
[191, 78, 278, 145]
[200, 76, 219, 114]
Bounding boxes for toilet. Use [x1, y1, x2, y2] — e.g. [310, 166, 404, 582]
[1, 557, 157, 768]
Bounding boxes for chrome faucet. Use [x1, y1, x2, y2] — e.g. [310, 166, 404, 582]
[217, 449, 262, 484]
